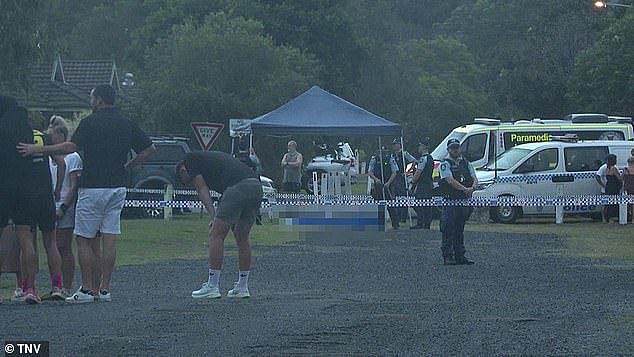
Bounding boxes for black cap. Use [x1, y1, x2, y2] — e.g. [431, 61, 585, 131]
[418, 137, 430, 147]
[447, 138, 460, 148]
[392, 138, 401, 145]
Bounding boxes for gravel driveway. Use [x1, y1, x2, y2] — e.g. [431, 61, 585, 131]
[1, 229, 632, 356]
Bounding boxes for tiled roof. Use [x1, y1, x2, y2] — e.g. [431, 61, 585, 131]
[26, 80, 89, 112]
[22, 57, 136, 115]
[61, 60, 118, 91]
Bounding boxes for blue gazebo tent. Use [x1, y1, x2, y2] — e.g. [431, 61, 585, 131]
[250, 86, 401, 136]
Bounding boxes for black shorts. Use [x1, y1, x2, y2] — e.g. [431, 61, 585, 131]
[0, 189, 55, 232]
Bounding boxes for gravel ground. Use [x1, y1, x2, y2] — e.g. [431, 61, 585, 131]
[1, 228, 632, 356]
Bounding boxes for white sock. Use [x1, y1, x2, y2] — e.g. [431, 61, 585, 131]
[237, 271, 249, 290]
[208, 269, 221, 287]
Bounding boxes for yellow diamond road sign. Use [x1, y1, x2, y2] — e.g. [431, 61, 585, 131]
[191, 122, 224, 151]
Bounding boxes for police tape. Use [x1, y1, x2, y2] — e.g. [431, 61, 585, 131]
[126, 187, 278, 199]
[126, 188, 372, 201]
[127, 188, 213, 196]
[123, 195, 634, 208]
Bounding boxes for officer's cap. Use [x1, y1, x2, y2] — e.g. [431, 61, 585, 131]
[392, 138, 401, 145]
[447, 138, 460, 148]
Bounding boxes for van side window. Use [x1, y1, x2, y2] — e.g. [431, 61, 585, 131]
[515, 148, 558, 173]
[564, 147, 609, 172]
[461, 133, 487, 162]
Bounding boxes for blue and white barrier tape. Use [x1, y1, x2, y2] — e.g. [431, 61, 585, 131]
[123, 195, 634, 209]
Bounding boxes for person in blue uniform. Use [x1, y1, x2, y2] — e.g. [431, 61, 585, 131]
[438, 139, 478, 265]
[368, 149, 400, 230]
[389, 138, 417, 224]
[411, 138, 434, 229]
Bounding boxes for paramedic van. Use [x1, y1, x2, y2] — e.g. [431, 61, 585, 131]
[431, 114, 633, 172]
[472, 139, 634, 223]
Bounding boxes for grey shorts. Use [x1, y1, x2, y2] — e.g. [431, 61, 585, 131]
[216, 178, 263, 225]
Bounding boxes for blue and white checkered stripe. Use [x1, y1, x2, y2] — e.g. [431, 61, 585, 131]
[495, 172, 596, 184]
[124, 195, 634, 208]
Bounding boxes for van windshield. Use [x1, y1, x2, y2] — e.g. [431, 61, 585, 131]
[431, 131, 466, 160]
[481, 147, 531, 171]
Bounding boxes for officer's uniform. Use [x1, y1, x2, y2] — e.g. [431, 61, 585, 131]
[412, 151, 434, 229]
[391, 148, 416, 223]
[439, 152, 476, 264]
[368, 153, 400, 229]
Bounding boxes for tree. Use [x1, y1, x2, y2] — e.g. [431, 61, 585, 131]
[440, 0, 606, 117]
[0, 1, 47, 93]
[355, 37, 498, 146]
[568, 11, 634, 115]
[229, 0, 367, 96]
[142, 12, 320, 175]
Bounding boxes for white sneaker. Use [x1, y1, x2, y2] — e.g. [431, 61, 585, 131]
[192, 282, 221, 299]
[227, 283, 250, 298]
[12, 288, 26, 302]
[65, 287, 96, 303]
[99, 290, 112, 302]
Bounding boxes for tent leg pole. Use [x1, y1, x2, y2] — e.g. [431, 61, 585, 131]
[400, 136, 413, 227]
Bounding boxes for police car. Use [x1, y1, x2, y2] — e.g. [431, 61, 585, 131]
[430, 114, 633, 186]
[472, 139, 634, 223]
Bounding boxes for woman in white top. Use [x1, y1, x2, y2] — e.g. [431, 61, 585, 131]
[48, 116, 83, 295]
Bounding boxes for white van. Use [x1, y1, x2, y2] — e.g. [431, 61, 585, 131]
[431, 114, 633, 171]
[472, 140, 634, 223]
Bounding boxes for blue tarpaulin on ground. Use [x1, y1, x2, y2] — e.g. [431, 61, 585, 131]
[250, 86, 401, 136]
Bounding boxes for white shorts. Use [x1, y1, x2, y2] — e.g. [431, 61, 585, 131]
[74, 188, 126, 238]
[55, 202, 76, 230]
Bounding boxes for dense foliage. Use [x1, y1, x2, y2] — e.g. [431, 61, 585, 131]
[1, 0, 631, 178]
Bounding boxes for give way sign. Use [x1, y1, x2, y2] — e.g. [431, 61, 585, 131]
[191, 122, 224, 151]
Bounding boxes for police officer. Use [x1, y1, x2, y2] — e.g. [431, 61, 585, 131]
[367, 148, 400, 229]
[389, 138, 417, 224]
[411, 138, 434, 229]
[439, 138, 477, 265]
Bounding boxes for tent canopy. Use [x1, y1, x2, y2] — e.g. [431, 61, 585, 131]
[250, 86, 401, 136]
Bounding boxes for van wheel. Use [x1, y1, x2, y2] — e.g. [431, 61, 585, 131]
[490, 197, 521, 223]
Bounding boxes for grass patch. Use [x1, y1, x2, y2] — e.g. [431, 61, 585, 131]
[465, 219, 634, 261]
[350, 180, 370, 195]
[0, 215, 299, 298]
[118, 215, 299, 265]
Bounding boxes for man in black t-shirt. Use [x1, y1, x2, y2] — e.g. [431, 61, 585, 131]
[176, 151, 263, 299]
[18, 85, 156, 303]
